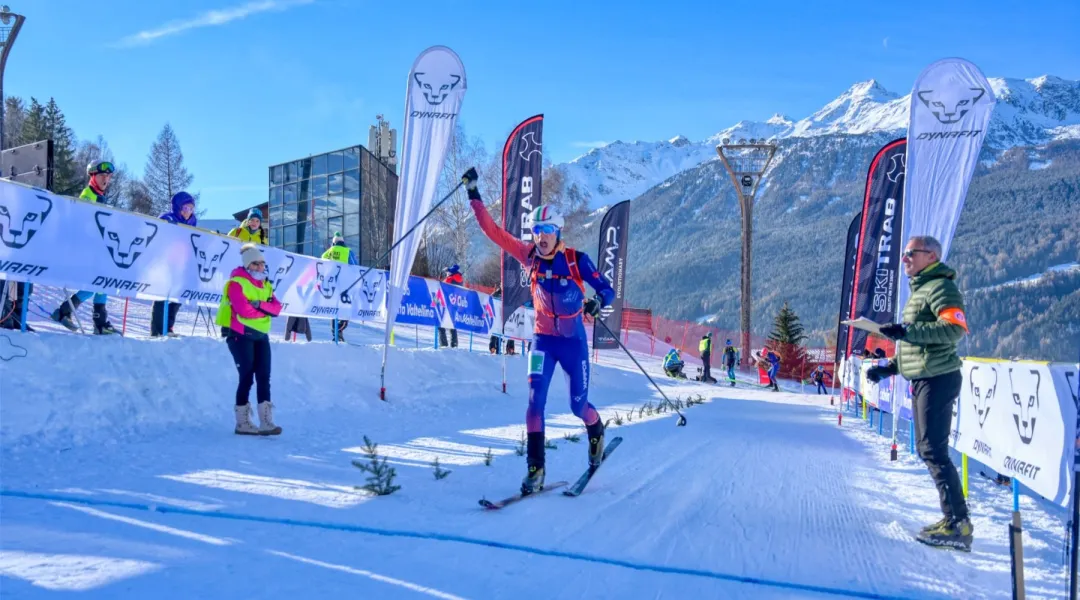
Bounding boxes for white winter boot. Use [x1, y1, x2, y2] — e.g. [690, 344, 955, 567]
[256, 401, 282, 436]
[234, 404, 260, 435]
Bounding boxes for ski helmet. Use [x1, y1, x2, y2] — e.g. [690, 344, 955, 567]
[527, 205, 563, 234]
[87, 160, 116, 176]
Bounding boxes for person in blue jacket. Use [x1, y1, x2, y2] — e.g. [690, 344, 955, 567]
[464, 168, 615, 494]
[152, 192, 197, 337]
[663, 348, 686, 379]
[766, 349, 782, 392]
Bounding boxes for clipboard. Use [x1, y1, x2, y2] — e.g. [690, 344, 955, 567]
[840, 317, 883, 336]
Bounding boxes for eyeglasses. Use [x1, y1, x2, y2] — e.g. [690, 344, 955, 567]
[532, 224, 559, 236]
[902, 249, 933, 259]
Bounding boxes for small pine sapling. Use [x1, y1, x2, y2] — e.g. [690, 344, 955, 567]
[563, 432, 581, 443]
[351, 435, 401, 496]
[432, 457, 451, 480]
[545, 438, 558, 450]
[515, 431, 526, 456]
[483, 447, 494, 466]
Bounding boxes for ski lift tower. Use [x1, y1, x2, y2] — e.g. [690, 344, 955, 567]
[716, 137, 777, 367]
[0, 5, 26, 160]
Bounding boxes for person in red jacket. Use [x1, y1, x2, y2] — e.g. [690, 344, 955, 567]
[439, 264, 463, 348]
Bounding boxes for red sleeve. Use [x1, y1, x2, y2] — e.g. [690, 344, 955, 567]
[227, 281, 264, 319]
[261, 295, 283, 317]
[470, 199, 530, 264]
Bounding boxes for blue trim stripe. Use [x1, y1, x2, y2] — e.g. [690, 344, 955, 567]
[1, 489, 909, 600]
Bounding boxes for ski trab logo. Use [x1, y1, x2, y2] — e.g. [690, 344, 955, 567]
[94, 211, 158, 269]
[190, 233, 231, 283]
[916, 88, 987, 124]
[969, 364, 997, 428]
[414, 72, 461, 105]
[315, 263, 341, 300]
[0, 194, 52, 249]
[886, 153, 906, 183]
[1008, 368, 1040, 445]
[518, 131, 542, 162]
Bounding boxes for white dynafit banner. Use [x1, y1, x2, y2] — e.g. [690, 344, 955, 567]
[382, 45, 467, 364]
[950, 358, 1078, 507]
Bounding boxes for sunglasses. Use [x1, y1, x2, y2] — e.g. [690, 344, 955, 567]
[902, 249, 933, 259]
[532, 224, 559, 236]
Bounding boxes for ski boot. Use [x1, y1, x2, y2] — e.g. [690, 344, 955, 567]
[919, 516, 949, 535]
[257, 401, 282, 435]
[520, 432, 545, 494]
[51, 295, 81, 332]
[917, 517, 973, 552]
[92, 303, 118, 335]
[587, 419, 605, 467]
[234, 404, 260, 435]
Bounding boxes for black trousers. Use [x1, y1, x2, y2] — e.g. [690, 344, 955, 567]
[150, 301, 181, 336]
[439, 327, 458, 348]
[226, 333, 272, 406]
[912, 370, 968, 522]
[701, 352, 712, 380]
[333, 319, 349, 340]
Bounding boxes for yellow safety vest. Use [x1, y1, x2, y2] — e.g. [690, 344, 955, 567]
[322, 245, 350, 263]
[80, 186, 102, 203]
[699, 338, 711, 354]
[216, 275, 274, 334]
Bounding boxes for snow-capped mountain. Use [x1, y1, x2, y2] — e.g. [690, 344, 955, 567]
[559, 75, 1080, 208]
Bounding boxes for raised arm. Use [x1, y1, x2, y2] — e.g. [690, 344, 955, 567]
[462, 169, 531, 264]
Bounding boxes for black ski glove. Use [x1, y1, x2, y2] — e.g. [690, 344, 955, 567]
[866, 365, 892, 383]
[461, 167, 481, 201]
[584, 295, 603, 317]
[879, 323, 907, 341]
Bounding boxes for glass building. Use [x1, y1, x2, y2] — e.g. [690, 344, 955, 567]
[267, 145, 397, 266]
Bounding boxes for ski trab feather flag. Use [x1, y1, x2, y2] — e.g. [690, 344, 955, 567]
[847, 139, 906, 357]
[501, 114, 543, 340]
[382, 46, 467, 398]
[592, 200, 630, 350]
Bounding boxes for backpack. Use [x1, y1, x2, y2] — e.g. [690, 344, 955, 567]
[527, 246, 585, 319]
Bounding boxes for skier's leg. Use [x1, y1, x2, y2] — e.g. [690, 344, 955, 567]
[560, 337, 604, 465]
[523, 336, 557, 492]
[150, 301, 165, 336]
[167, 302, 181, 333]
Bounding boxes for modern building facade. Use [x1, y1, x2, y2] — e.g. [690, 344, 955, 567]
[267, 144, 396, 266]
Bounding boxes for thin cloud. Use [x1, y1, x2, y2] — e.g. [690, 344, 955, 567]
[114, 0, 315, 48]
[882, 37, 889, 50]
[572, 141, 611, 149]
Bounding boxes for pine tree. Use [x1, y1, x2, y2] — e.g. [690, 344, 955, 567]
[43, 98, 80, 196]
[3, 97, 26, 150]
[143, 123, 195, 216]
[767, 301, 809, 379]
[18, 97, 45, 146]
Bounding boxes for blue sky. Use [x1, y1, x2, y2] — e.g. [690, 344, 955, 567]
[7, 0, 1078, 217]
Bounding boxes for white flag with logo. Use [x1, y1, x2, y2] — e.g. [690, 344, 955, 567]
[891, 58, 995, 426]
[381, 46, 467, 397]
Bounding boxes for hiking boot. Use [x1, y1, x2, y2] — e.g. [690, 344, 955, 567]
[917, 518, 973, 552]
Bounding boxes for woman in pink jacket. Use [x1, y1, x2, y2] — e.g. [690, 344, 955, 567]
[216, 244, 284, 435]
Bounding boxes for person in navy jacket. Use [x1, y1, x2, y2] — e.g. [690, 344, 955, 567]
[152, 192, 197, 337]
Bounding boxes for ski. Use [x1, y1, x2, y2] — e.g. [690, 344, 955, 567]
[562, 436, 623, 497]
[479, 480, 569, 510]
[978, 471, 1011, 487]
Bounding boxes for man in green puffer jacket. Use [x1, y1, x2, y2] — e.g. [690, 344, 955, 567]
[867, 235, 973, 552]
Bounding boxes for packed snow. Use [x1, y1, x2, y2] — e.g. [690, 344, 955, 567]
[0, 288, 1072, 599]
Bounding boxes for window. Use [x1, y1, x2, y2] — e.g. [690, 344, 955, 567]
[313, 204, 329, 225]
[269, 186, 282, 208]
[269, 204, 283, 226]
[327, 194, 344, 215]
[346, 234, 360, 261]
[283, 183, 297, 206]
[286, 161, 299, 183]
[327, 215, 343, 238]
[312, 154, 327, 178]
[297, 200, 310, 224]
[269, 227, 282, 247]
[327, 151, 344, 174]
[344, 146, 360, 171]
[271, 165, 283, 185]
[299, 158, 312, 180]
[345, 213, 360, 238]
[312, 175, 327, 198]
[298, 179, 312, 203]
[329, 172, 343, 195]
[344, 168, 360, 196]
[283, 225, 296, 246]
[281, 204, 297, 226]
[342, 192, 358, 213]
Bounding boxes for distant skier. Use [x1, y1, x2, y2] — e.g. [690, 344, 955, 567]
[812, 365, 829, 394]
[216, 244, 284, 436]
[698, 333, 715, 383]
[463, 168, 615, 495]
[663, 348, 686, 379]
[722, 339, 738, 386]
[766, 349, 781, 391]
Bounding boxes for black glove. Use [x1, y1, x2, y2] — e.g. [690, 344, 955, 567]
[879, 323, 907, 340]
[866, 365, 892, 383]
[583, 295, 603, 317]
[461, 167, 481, 200]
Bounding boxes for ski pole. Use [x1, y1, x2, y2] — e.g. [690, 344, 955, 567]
[595, 317, 686, 427]
[338, 181, 464, 299]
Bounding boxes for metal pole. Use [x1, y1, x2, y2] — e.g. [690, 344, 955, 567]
[1, 8, 29, 159]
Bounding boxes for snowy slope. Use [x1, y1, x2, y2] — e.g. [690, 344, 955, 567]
[560, 75, 1080, 208]
[0, 311, 1072, 598]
